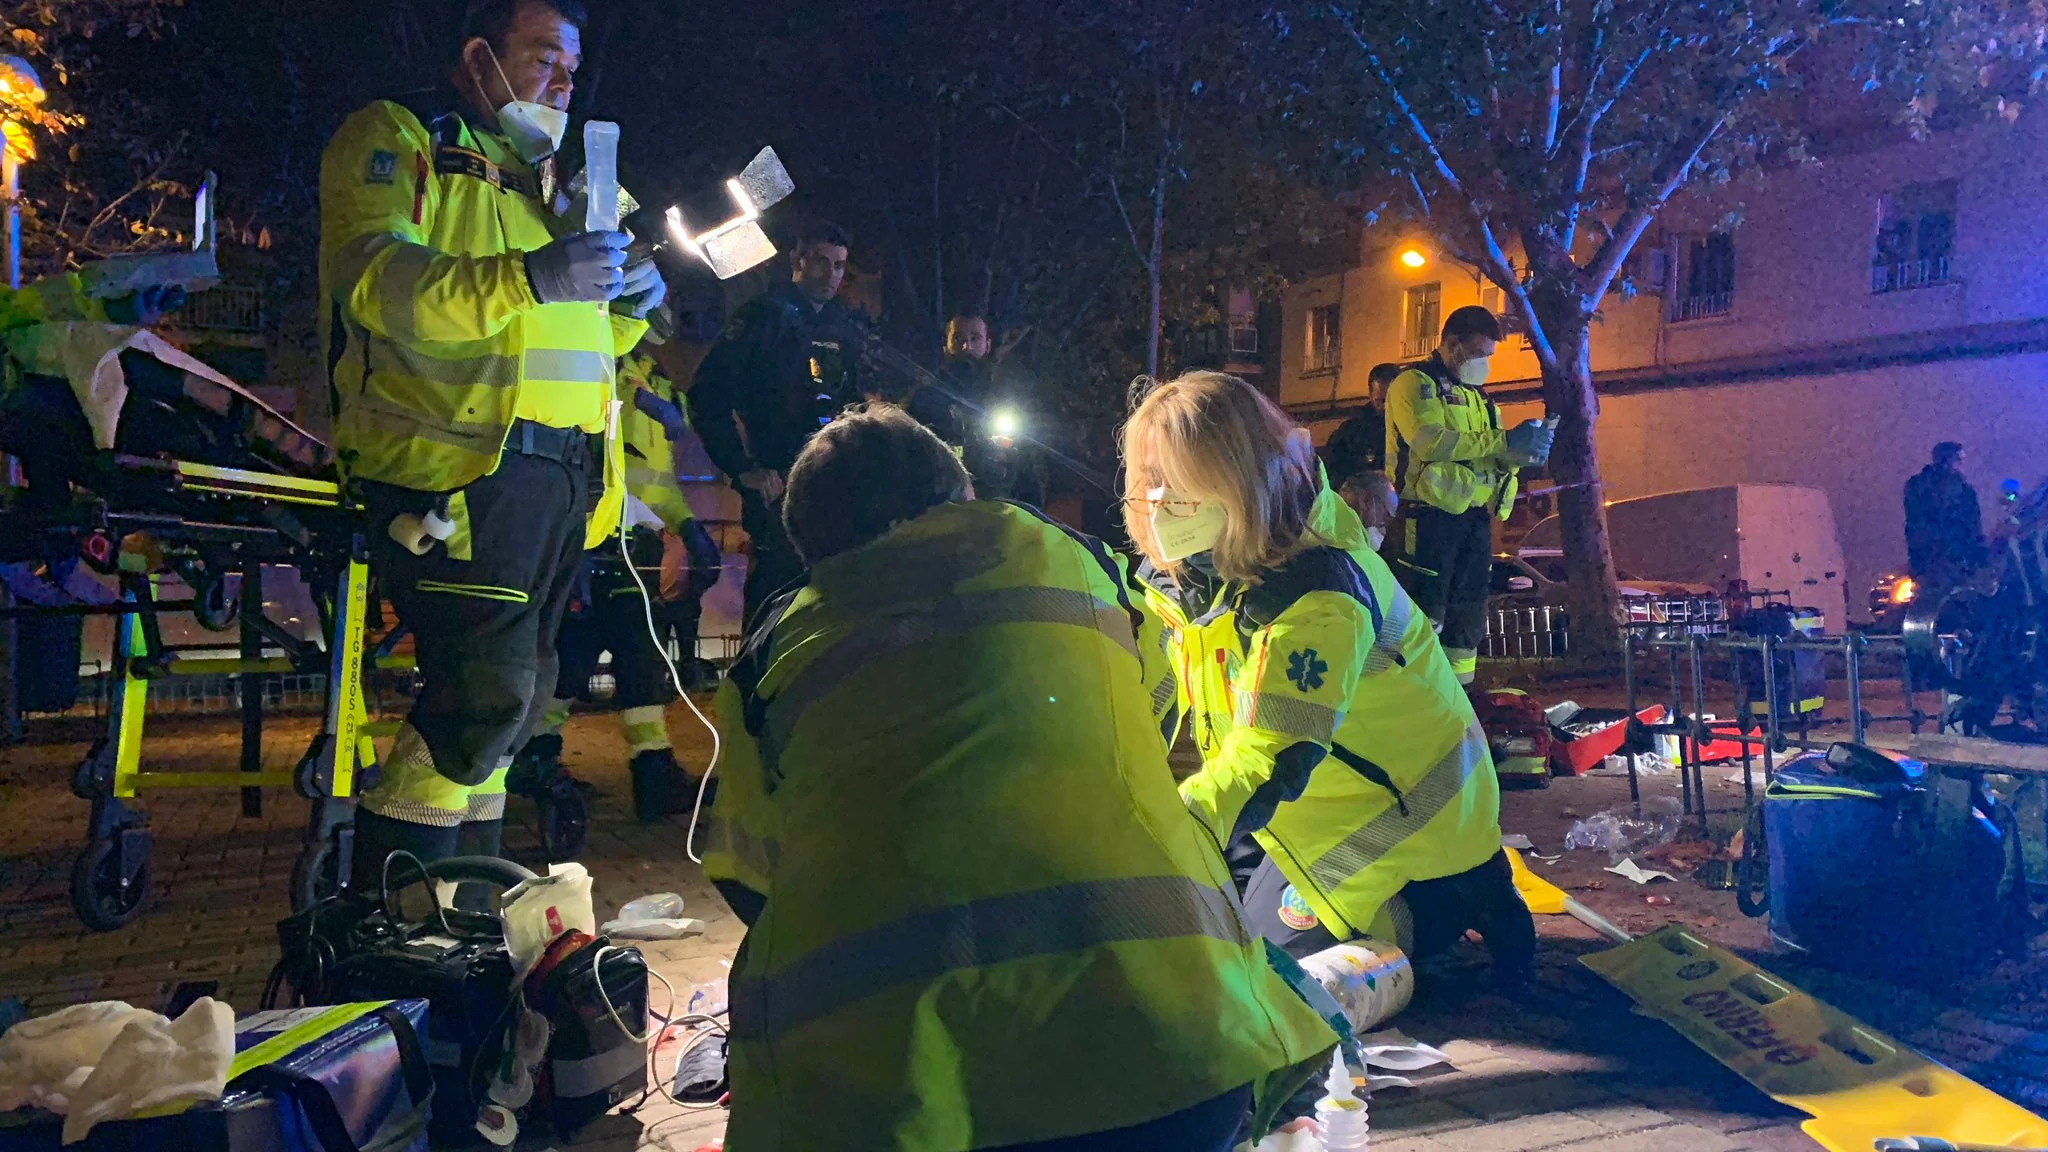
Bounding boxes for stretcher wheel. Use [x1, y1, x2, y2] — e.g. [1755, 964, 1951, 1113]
[71, 837, 151, 932]
[289, 838, 344, 912]
[538, 783, 588, 860]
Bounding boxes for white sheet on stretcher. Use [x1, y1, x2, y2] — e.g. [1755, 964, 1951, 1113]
[8, 321, 321, 454]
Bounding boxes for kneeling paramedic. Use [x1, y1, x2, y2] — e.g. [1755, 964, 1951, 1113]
[318, 0, 664, 885]
[1383, 306, 1552, 685]
[1125, 371, 1535, 988]
[700, 403, 1335, 1152]
[515, 339, 721, 823]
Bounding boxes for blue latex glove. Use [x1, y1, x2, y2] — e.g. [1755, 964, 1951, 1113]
[613, 258, 666, 320]
[103, 285, 188, 327]
[632, 385, 689, 440]
[524, 230, 629, 304]
[1503, 419, 1555, 466]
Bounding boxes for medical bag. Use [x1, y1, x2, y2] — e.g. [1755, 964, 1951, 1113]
[1472, 688, 1553, 787]
[0, 999, 433, 1152]
[1740, 743, 2029, 979]
[1732, 603, 1827, 722]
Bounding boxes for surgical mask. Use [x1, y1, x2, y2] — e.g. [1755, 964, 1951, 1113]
[1455, 355, 1490, 387]
[1149, 486, 1227, 564]
[480, 47, 568, 162]
[1367, 525, 1386, 551]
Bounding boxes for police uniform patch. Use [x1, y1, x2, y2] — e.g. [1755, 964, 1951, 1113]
[365, 149, 398, 185]
[1277, 884, 1319, 932]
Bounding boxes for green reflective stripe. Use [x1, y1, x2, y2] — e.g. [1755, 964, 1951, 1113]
[368, 339, 519, 389]
[376, 244, 437, 342]
[1307, 723, 1485, 893]
[765, 586, 1139, 747]
[464, 790, 506, 821]
[361, 794, 467, 827]
[1364, 593, 1413, 674]
[621, 705, 668, 753]
[729, 875, 1249, 1042]
[1232, 687, 1342, 742]
[1149, 671, 1179, 716]
[415, 580, 530, 603]
[332, 233, 403, 304]
[524, 348, 613, 384]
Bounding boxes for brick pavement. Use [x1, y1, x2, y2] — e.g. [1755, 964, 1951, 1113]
[7, 701, 1988, 1152]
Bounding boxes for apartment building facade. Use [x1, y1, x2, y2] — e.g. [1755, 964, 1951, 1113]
[1277, 115, 2048, 622]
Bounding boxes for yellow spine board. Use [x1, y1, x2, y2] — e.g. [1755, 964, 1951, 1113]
[1582, 925, 2048, 1150]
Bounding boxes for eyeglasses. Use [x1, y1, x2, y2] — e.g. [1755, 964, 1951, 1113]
[1123, 492, 1205, 518]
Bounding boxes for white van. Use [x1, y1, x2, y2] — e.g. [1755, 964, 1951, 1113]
[1518, 484, 1848, 633]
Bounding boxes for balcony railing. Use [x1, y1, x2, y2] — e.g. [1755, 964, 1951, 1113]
[1400, 333, 1433, 359]
[177, 285, 264, 334]
[1871, 256, 1953, 294]
[1669, 290, 1732, 323]
[1304, 345, 1340, 374]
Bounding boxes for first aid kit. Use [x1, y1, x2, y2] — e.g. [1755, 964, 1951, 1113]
[0, 1000, 431, 1152]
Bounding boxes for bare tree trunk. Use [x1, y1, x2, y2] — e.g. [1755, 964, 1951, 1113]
[1145, 176, 1165, 379]
[1540, 319, 1623, 664]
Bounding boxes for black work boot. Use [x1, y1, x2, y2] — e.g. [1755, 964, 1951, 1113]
[507, 732, 564, 798]
[630, 748, 713, 824]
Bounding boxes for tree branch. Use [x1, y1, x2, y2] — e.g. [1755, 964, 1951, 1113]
[1581, 115, 1725, 303]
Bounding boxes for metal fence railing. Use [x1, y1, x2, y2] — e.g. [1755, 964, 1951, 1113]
[1484, 605, 1570, 661]
[1669, 290, 1733, 322]
[1871, 256, 1952, 294]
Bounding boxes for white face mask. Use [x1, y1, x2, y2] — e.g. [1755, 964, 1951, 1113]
[1149, 486, 1227, 564]
[1366, 525, 1386, 551]
[481, 47, 569, 162]
[1455, 355, 1490, 387]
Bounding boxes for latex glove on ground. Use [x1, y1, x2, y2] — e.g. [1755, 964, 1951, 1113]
[525, 230, 629, 304]
[613, 258, 667, 319]
[1503, 418, 1555, 467]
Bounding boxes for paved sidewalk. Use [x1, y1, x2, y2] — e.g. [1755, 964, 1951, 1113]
[6, 701, 2005, 1152]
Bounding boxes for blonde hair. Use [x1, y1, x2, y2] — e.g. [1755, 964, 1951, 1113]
[1120, 371, 1321, 583]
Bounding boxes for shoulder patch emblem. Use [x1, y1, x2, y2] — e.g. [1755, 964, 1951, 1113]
[1286, 648, 1328, 693]
[365, 149, 398, 185]
[1278, 885, 1320, 931]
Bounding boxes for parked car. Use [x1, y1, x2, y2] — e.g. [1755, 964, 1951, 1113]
[1489, 551, 1729, 635]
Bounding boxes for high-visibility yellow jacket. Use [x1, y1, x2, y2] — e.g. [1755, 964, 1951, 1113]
[616, 351, 692, 532]
[704, 499, 1334, 1151]
[1142, 484, 1503, 941]
[318, 100, 644, 546]
[1385, 354, 1516, 519]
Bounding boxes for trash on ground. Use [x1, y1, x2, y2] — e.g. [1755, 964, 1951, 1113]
[1605, 858, 1676, 885]
[1355, 1027, 1455, 1089]
[1501, 833, 1536, 850]
[616, 892, 685, 922]
[1563, 796, 1681, 856]
[1645, 895, 1675, 907]
[1589, 753, 1674, 776]
[599, 916, 704, 940]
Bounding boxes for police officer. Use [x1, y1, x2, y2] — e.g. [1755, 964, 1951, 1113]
[686, 220, 861, 627]
[514, 338, 721, 824]
[319, 0, 663, 884]
[1125, 371, 1533, 987]
[702, 403, 1335, 1151]
[1384, 307, 1551, 685]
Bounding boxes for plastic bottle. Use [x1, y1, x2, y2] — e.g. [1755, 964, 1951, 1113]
[1315, 1047, 1370, 1151]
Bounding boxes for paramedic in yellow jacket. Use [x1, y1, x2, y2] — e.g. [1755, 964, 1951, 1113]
[1125, 371, 1535, 989]
[318, 0, 662, 884]
[702, 403, 1335, 1152]
[514, 340, 724, 824]
[1383, 305, 1553, 684]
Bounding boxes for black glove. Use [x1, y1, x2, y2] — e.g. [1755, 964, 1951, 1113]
[524, 230, 629, 304]
[103, 285, 188, 327]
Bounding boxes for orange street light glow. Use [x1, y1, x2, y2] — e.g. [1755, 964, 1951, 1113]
[1399, 247, 1428, 268]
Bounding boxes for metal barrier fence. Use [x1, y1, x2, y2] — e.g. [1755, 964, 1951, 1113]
[1484, 605, 1570, 660]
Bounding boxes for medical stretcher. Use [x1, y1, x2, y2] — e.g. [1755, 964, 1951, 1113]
[0, 328, 391, 930]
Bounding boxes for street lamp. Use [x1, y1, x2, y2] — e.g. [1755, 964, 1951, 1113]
[1398, 246, 1428, 269]
[0, 56, 45, 290]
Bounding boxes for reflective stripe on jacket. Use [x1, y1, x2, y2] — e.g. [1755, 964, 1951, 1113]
[1143, 485, 1504, 939]
[318, 100, 643, 545]
[708, 500, 1333, 1151]
[1385, 355, 1516, 519]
